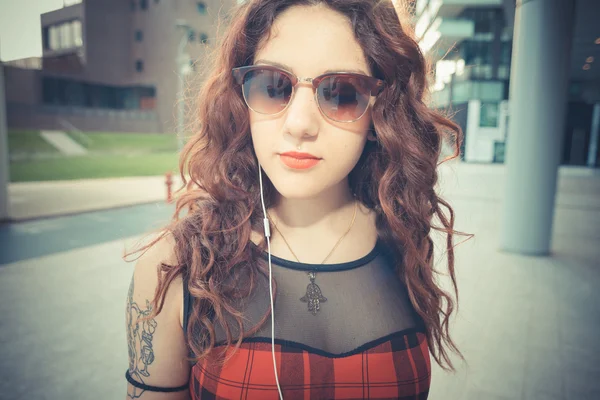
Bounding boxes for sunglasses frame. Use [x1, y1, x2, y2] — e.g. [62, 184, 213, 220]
[232, 65, 385, 123]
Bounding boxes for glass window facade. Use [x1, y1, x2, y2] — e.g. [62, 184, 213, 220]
[42, 77, 156, 110]
[452, 7, 512, 82]
[44, 20, 83, 51]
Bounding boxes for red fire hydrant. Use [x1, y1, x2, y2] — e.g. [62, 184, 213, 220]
[165, 171, 173, 203]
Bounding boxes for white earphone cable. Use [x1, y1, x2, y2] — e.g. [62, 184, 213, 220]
[258, 163, 284, 400]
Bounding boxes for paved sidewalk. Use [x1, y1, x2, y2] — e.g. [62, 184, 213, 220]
[0, 162, 598, 399]
[5, 162, 599, 222]
[7, 175, 184, 221]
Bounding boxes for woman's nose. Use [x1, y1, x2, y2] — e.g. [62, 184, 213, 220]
[281, 85, 320, 140]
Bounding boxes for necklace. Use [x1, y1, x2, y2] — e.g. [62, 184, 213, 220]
[266, 200, 358, 315]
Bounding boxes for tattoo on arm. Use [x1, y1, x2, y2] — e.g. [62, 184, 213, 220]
[126, 276, 158, 399]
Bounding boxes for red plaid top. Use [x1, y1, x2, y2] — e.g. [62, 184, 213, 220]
[189, 328, 430, 399]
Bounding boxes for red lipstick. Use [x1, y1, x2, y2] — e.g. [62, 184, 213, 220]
[279, 151, 321, 170]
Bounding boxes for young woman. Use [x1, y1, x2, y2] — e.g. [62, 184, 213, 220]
[125, 0, 468, 399]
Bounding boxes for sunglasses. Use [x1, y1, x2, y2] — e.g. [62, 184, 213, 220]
[232, 65, 385, 123]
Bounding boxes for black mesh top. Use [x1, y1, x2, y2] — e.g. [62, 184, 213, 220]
[184, 238, 425, 353]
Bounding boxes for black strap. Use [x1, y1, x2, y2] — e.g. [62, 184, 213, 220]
[125, 370, 188, 392]
[183, 273, 192, 337]
[183, 274, 216, 341]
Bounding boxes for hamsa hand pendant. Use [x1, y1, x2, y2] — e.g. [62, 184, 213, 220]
[300, 271, 327, 315]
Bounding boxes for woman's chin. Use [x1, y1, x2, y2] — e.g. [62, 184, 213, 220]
[270, 181, 325, 200]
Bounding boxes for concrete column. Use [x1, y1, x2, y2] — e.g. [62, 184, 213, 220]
[0, 60, 9, 222]
[500, 0, 575, 255]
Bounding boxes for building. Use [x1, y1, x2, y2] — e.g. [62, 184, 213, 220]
[3, 0, 237, 133]
[417, 0, 600, 168]
[3, 57, 42, 70]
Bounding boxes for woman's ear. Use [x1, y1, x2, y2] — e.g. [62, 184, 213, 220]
[367, 121, 377, 141]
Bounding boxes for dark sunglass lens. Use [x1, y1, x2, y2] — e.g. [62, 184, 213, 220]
[317, 76, 370, 122]
[242, 68, 293, 114]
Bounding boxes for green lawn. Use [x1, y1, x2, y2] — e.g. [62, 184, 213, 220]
[8, 130, 182, 182]
[8, 129, 60, 155]
[10, 153, 179, 182]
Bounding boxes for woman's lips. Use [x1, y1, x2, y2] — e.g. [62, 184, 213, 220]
[279, 154, 321, 170]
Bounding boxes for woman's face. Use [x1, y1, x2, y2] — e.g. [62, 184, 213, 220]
[250, 4, 374, 200]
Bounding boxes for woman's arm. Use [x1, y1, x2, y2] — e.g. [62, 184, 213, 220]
[125, 235, 191, 400]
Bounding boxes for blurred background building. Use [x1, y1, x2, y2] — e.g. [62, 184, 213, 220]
[2, 0, 599, 169]
[2, 0, 236, 134]
[417, 0, 600, 168]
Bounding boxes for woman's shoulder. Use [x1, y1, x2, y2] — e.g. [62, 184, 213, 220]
[135, 232, 179, 270]
[131, 232, 185, 328]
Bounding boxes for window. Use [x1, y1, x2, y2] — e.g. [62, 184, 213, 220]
[498, 65, 510, 80]
[138, 87, 156, 97]
[42, 77, 63, 105]
[460, 8, 497, 34]
[500, 41, 512, 66]
[452, 81, 471, 103]
[42, 77, 155, 110]
[140, 0, 148, 10]
[460, 40, 492, 66]
[72, 20, 82, 47]
[493, 141, 506, 163]
[49, 26, 60, 50]
[476, 81, 503, 101]
[135, 30, 143, 42]
[60, 23, 72, 48]
[64, 80, 85, 106]
[478, 10, 497, 34]
[199, 33, 208, 44]
[46, 20, 83, 51]
[43, 27, 50, 50]
[480, 102, 499, 127]
[136, 60, 144, 72]
[197, 2, 207, 14]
